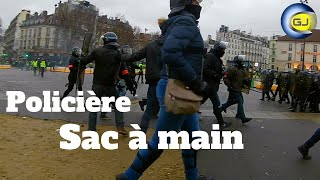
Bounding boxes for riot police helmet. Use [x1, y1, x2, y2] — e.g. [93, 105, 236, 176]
[72, 47, 82, 57]
[211, 41, 228, 57]
[102, 32, 119, 46]
[213, 41, 228, 51]
[233, 55, 245, 62]
[121, 45, 132, 54]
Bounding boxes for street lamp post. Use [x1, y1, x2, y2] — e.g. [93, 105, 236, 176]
[302, 39, 306, 71]
[300, 0, 308, 71]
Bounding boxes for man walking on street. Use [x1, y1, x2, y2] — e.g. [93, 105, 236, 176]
[219, 55, 252, 124]
[61, 47, 86, 99]
[124, 35, 162, 133]
[40, 59, 46, 78]
[80, 32, 135, 135]
[202, 41, 232, 129]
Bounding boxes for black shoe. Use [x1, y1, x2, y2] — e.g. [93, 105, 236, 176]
[298, 145, 311, 160]
[242, 118, 252, 124]
[277, 100, 282, 104]
[271, 98, 275, 101]
[139, 100, 145, 111]
[220, 122, 232, 129]
[116, 173, 127, 180]
[260, 99, 264, 101]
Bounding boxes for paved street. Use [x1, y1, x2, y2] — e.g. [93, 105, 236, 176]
[0, 69, 319, 180]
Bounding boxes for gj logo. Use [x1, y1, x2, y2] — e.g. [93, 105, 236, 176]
[281, 3, 317, 39]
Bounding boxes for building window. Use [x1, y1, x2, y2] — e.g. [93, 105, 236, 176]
[301, 44, 305, 51]
[289, 44, 292, 51]
[29, 29, 32, 37]
[25, 30, 28, 38]
[272, 58, 275, 62]
[288, 53, 292, 61]
[28, 40, 31, 49]
[38, 28, 41, 36]
[300, 54, 304, 61]
[288, 63, 292, 69]
[45, 39, 50, 49]
[54, 39, 58, 49]
[313, 55, 317, 63]
[271, 65, 275, 69]
[24, 40, 26, 49]
[21, 30, 24, 39]
[32, 40, 35, 49]
[314, 45, 318, 52]
[33, 29, 36, 38]
[46, 28, 50, 37]
[272, 44, 275, 48]
[37, 38, 41, 47]
[20, 40, 23, 49]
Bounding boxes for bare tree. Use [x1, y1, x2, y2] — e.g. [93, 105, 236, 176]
[133, 26, 142, 36]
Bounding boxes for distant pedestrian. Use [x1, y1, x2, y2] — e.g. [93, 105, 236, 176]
[40, 59, 47, 77]
[137, 63, 144, 83]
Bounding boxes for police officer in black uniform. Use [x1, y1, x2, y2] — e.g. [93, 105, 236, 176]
[80, 32, 135, 135]
[289, 71, 310, 112]
[61, 47, 85, 100]
[202, 41, 232, 129]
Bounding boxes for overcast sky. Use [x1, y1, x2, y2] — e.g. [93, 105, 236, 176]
[1, 0, 319, 39]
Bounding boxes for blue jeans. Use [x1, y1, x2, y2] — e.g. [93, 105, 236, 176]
[88, 84, 124, 131]
[221, 90, 246, 120]
[140, 85, 159, 133]
[305, 128, 320, 149]
[123, 79, 201, 180]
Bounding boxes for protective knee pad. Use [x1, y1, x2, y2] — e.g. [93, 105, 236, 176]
[129, 144, 163, 175]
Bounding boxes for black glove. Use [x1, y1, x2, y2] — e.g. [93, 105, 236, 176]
[186, 79, 207, 96]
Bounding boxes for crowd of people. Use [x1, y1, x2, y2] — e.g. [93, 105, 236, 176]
[3, 0, 318, 178]
[260, 69, 320, 113]
[52, 0, 320, 179]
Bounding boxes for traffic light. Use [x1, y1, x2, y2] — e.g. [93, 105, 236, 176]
[2, 53, 8, 58]
[25, 54, 29, 58]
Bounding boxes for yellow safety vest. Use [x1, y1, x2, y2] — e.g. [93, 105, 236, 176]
[40, 61, 46, 68]
[32, 60, 38, 67]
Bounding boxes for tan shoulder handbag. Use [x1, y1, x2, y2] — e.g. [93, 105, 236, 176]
[164, 60, 204, 115]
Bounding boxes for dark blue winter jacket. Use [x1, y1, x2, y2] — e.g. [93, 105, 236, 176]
[159, 11, 205, 83]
